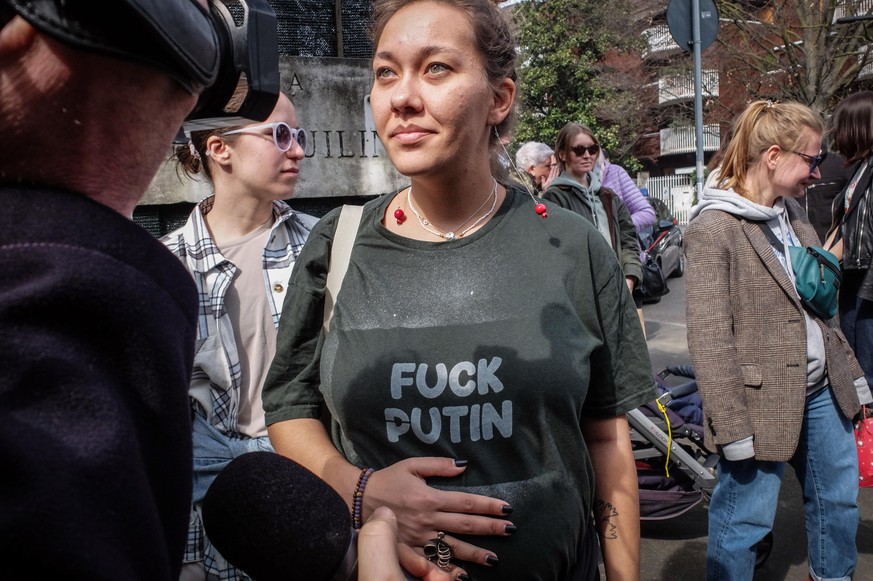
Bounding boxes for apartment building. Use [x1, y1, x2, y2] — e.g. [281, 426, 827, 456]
[633, 0, 873, 177]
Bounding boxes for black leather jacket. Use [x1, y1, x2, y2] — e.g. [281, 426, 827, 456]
[833, 161, 873, 268]
[832, 159, 873, 300]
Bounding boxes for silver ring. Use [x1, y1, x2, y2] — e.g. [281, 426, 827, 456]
[423, 531, 453, 570]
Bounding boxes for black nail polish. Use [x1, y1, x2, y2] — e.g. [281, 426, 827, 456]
[504, 524, 517, 535]
[486, 555, 499, 566]
[501, 504, 513, 515]
[454, 459, 468, 467]
[458, 575, 472, 581]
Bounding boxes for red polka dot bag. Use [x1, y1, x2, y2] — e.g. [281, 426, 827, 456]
[857, 406, 873, 488]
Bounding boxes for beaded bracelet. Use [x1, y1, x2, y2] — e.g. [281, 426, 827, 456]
[351, 467, 375, 530]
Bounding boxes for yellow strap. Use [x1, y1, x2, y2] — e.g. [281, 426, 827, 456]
[656, 400, 673, 477]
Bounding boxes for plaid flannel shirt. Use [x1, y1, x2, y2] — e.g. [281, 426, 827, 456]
[162, 197, 315, 579]
[162, 196, 314, 434]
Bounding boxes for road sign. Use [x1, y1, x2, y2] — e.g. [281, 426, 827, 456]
[667, 0, 719, 52]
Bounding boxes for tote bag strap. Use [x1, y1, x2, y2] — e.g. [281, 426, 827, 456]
[757, 222, 784, 249]
[323, 204, 364, 333]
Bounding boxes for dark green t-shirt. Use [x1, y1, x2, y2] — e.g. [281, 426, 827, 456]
[263, 187, 655, 580]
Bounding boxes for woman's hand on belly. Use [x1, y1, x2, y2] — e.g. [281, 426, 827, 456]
[364, 457, 515, 568]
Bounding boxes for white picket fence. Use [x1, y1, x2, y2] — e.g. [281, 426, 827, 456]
[642, 175, 695, 225]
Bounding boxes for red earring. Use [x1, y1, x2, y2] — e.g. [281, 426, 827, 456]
[394, 207, 406, 225]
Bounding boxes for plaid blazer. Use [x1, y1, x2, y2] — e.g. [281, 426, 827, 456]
[685, 197, 863, 461]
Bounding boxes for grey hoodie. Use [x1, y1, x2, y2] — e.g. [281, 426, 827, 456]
[548, 171, 612, 246]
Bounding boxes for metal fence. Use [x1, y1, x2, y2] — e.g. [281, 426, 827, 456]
[643, 175, 695, 225]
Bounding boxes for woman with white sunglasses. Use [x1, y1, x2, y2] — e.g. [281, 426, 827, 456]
[161, 92, 318, 581]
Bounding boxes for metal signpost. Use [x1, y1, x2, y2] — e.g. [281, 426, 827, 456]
[667, 0, 719, 198]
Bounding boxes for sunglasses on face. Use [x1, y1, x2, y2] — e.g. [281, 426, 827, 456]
[569, 144, 600, 157]
[222, 122, 307, 152]
[791, 150, 826, 174]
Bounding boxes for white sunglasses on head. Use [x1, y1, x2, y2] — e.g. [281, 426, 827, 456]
[222, 122, 306, 152]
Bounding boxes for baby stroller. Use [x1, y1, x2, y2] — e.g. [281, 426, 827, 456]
[628, 365, 773, 568]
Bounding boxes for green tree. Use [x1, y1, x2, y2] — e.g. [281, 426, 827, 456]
[511, 0, 645, 169]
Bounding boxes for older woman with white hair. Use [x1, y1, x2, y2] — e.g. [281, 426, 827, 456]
[515, 141, 558, 194]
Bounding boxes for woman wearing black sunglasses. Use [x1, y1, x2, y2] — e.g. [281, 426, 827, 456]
[161, 92, 318, 581]
[542, 122, 642, 300]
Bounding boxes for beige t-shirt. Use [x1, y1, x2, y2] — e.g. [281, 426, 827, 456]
[219, 220, 275, 438]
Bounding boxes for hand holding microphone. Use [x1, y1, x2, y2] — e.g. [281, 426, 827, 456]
[202, 451, 355, 580]
[201, 452, 466, 580]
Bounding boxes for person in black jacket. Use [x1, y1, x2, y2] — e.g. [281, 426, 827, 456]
[0, 2, 219, 579]
[800, 150, 852, 241]
[829, 91, 873, 393]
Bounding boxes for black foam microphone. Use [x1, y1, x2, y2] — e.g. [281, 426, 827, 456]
[201, 451, 357, 581]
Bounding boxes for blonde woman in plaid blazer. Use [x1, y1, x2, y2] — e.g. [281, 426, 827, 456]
[685, 100, 871, 581]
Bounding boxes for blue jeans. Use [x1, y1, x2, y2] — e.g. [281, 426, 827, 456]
[840, 269, 873, 387]
[186, 414, 274, 576]
[191, 413, 274, 504]
[706, 387, 859, 581]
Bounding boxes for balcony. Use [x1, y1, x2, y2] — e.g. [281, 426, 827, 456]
[643, 25, 682, 58]
[660, 124, 721, 156]
[658, 70, 719, 105]
[857, 45, 873, 80]
[833, 0, 873, 23]
[861, 60, 873, 80]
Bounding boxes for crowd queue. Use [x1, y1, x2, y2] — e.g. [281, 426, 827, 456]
[1, 0, 871, 580]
